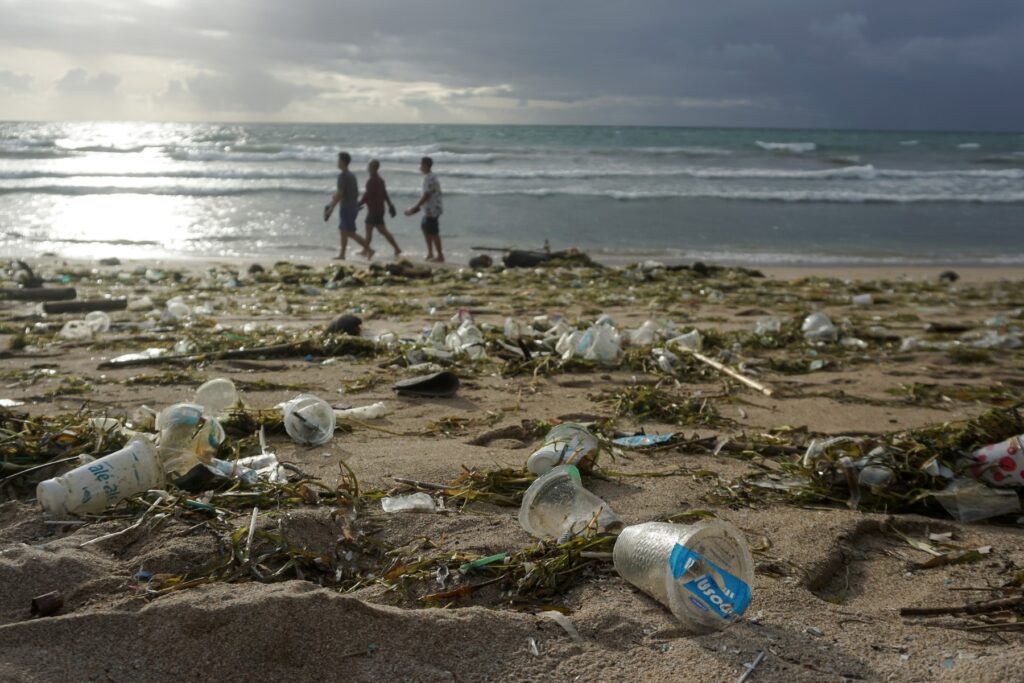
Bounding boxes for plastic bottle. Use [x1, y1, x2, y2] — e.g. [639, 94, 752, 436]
[36, 437, 164, 516]
[613, 520, 754, 633]
[518, 464, 622, 539]
[527, 423, 600, 475]
[282, 394, 336, 446]
[194, 378, 238, 416]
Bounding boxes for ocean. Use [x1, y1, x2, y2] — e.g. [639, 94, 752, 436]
[1, 121, 1022, 265]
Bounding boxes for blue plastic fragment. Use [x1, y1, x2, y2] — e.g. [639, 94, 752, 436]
[612, 433, 676, 447]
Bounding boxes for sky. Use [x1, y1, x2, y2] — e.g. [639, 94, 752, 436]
[0, 0, 1022, 130]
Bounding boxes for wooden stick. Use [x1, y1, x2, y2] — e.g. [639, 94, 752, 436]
[683, 349, 774, 397]
[900, 595, 1024, 617]
[0, 287, 76, 302]
[43, 298, 127, 314]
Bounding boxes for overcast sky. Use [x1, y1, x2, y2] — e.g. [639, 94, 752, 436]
[1, 0, 1021, 130]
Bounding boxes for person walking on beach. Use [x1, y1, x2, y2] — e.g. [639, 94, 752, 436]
[324, 151, 374, 260]
[358, 159, 402, 259]
[404, 156, 444, 262]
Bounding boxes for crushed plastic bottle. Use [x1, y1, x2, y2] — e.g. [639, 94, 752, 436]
[526, 423, 600, 475]
[282, 394, 336, 446]
[36, 437, 164, 517]
[518, 465, 622, 540]
[613, 520, 753, 633]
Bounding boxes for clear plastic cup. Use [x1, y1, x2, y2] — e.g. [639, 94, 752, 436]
[613, 521, 754, 633]
[526, 423, 600, 475]
[194, 378, 238, 415]
[59, 320, 93, 340]
[282, 394, 336, 446]
[36, 437, 164, 516]
[85, 311, 111, 333]
[156, 403, 224, 474]
[518, 464, 622, 539]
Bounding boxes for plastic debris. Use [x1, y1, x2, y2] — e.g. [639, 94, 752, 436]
[613, 520, 754, 633]
[194, 378, 238, 416]
[58, 320, 93, 340]
[393, 371, 460, 398]
[334, 402, 389, 420]
[802, 312, 839, 343]
[30, 591, 63, 618]
[851, 294, 873, 306]
[668, 329, 702, 352]
[36, 437, 164, 517]
[612, 433, 676, 448]
[966, 434, 1024, 487]
[84, 310, 111, 333]
[753, 317, 783, 336]
[282, 394, 336, 446]
[518, 464, 622, 540]
[932, 478, 1021, 523]
[381, 492, 437, 513]
[526, 423, 600, 475]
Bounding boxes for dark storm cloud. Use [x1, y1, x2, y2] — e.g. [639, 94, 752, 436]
[2, 0, 1022, 128]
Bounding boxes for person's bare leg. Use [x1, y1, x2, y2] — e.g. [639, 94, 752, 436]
[346, 231, 375, 259]
[423, 231, 434, 261]
[375, 224, 402, 257]
[336, 232, 348, 259]
[360, 225, 374, 257]
[431, 234, 444, 262]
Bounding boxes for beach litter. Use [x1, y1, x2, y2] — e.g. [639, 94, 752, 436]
[518, 464, 622, 540]
[393, 371, 460, 398]
[381, 492, 437, 513]
[526, 422, 601, 475]
[30, 591, 63, 618]
[282, 394, 336, 446]
[613, 520, 753, 633]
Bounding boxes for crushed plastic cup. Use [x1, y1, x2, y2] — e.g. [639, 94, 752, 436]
[526, 423, 600, 475]
[613, 520, 754, 633]
[753, 317, 783, 336]
[58, 320, 93, 340]
[194, 378, 238, 416]
[166, 298, 191, 319]
[629, 320, 660, 346]
[518, 465, 622, 540]
[36, 437, 164, 517]
[84, 311, 111, 333]
[932, 478, 1021, 523]
[156, 403, 225, 475]
[381, 492, 437, 513]
[802, 312, 839, 343]
[668, 329, 703, 352]
[282, 394, 336, 446]
[967, 434, 1024, 487]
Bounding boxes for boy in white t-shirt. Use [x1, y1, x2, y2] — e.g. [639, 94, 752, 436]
[404, 156, 444, 262]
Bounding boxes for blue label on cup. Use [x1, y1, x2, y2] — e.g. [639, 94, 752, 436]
[669, 543, 751, 621]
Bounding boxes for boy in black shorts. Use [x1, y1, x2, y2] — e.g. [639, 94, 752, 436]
[404, 156, 444, 262]
[324, 152, 374, 260]
[359, 159, 402, 258]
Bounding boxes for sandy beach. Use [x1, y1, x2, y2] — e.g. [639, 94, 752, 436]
[2, 254, 1023, 682]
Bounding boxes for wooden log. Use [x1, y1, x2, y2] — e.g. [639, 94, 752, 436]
[42, 299, 128, 314]
[0, 287, 76, 302]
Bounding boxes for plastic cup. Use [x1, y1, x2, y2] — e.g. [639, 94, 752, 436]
[518, 464, 622, 539]
[85, 311, 111, 333]
[36, 437, 164, 516]
[194, 378, 238, 415]
[283, 394, 336, 446]
[527, 423, 600, 475]
[613, 521, 754, 633]
[59, 320, 93, 340]
[156, 403, 224, 474]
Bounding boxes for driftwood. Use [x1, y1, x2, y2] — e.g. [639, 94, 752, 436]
[43, 298, 128, 314]
[683, 349, 774, 397]
[899, 595, 1024, 617]
[97, 337, 379, 369]
[0, 287, 76, 302]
